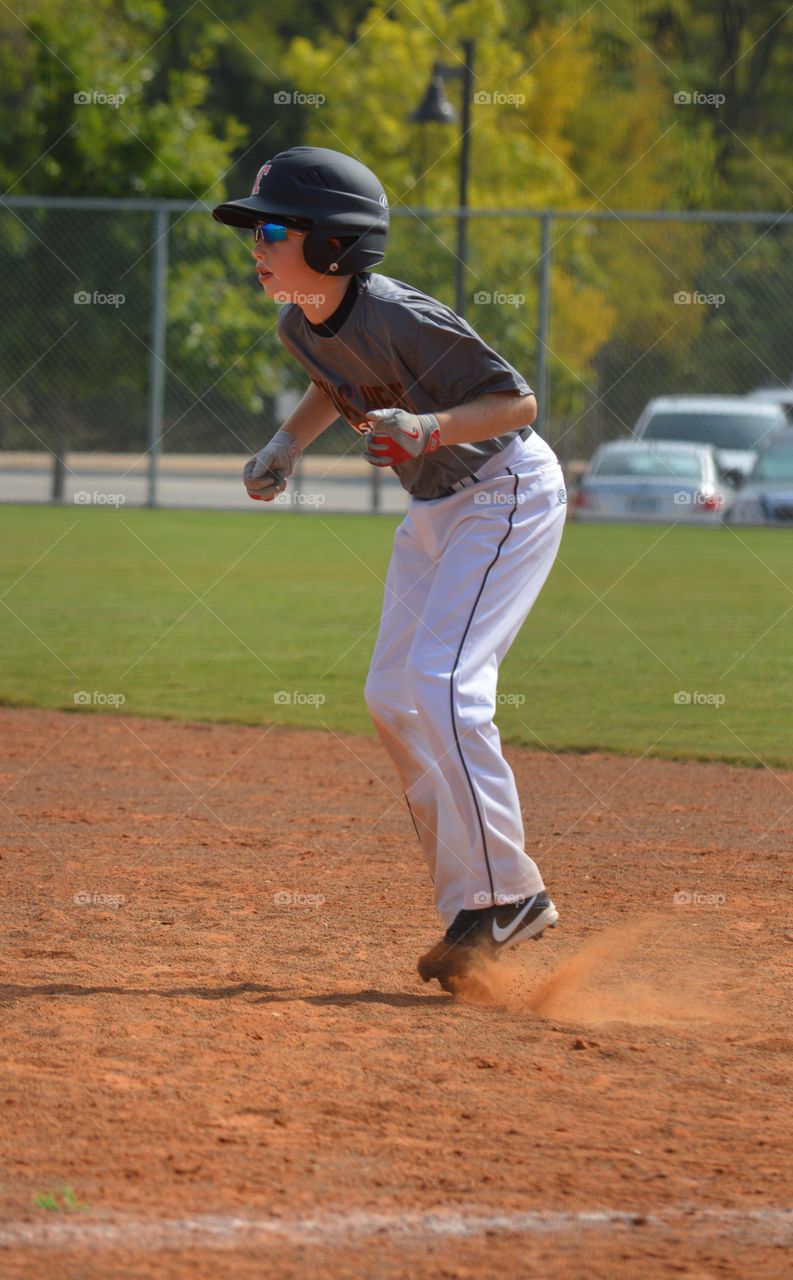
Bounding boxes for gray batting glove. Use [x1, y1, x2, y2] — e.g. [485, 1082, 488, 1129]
[244, 429, 302, 501]
[362, 408, 441, 467]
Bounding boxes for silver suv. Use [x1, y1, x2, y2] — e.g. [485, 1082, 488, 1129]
[633, 396, 787, 482]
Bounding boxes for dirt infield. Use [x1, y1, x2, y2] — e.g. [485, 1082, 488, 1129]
[1, 706, 791, 1279]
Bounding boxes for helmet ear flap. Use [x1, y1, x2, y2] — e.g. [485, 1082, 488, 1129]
[303, 231, 368, 273]
[300, 214, 387, 273]
[301, 232, 340, 277]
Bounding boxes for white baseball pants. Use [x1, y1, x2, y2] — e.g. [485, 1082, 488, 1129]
[364, 432, 567, 926]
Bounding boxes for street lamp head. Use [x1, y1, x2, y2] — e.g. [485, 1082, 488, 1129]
[408, 41, 475, 319]
[409, 70, 457, 125]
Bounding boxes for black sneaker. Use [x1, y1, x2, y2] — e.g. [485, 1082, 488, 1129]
[417, 892, 558, 990]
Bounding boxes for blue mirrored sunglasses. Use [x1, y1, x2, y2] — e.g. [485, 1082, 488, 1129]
[253, 223, 289, 244]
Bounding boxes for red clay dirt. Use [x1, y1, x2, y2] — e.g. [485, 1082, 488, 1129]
[0, 705, 791, 1279]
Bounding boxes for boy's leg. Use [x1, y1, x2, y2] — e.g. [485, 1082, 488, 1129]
[404, 458, 567, 920]
[364, 517, 477, 921]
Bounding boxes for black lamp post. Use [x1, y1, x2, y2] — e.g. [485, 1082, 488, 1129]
[410, 39, 475, 319]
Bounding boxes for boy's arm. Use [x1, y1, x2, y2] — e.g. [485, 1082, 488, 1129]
[433, 390, 537, 446]
[362, 391, 538, 466]
[280, 381, 341, 450]
[244, 382, 338, 500]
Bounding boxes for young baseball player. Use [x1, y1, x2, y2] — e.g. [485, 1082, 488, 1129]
[213, 147, 567, 992]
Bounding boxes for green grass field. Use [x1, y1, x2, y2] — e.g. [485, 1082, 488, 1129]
[1, 504, 791, 767]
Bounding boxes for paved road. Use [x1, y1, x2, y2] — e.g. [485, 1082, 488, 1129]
[0, 457, 409, 516]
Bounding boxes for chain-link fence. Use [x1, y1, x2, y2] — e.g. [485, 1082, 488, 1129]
[1, 197, 791, 509]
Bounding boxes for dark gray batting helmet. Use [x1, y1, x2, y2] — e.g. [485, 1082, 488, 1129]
[212, 146, 389, 275]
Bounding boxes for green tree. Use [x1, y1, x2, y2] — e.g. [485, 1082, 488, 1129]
[0, 0, 286, 460]
[3, 0, 790, 465]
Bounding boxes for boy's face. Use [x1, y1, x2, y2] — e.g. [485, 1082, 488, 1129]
[251, 227, 327, 303]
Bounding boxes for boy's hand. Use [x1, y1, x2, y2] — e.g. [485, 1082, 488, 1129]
[244, 429, 302, 501]
[362, 409, 441, 467]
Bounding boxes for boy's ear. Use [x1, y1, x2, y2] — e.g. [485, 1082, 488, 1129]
[328, 236, 342, 251]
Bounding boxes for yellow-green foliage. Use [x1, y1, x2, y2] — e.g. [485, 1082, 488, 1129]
[280, 1, 720, 411]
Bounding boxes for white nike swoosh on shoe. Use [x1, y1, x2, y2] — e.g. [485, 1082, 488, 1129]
[491, 895, 541, 944]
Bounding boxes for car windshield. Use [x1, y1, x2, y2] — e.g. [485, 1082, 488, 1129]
[752, 444, 793, 482]
[642, 410, 784, 450]
[592, 449, 704, 480]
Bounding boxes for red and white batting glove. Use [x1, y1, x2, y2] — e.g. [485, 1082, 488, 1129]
[362, 408, 442, 467]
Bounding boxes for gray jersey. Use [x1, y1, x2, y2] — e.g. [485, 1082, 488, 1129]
[277, 272, 533, 501]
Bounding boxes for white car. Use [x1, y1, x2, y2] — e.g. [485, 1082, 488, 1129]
[573, 440, 731, 524]
[728, 429, 793, 527]
[633, 395, 787, 481]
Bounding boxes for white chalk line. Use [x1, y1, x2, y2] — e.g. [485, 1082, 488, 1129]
[0, 1206, 792, 1251]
